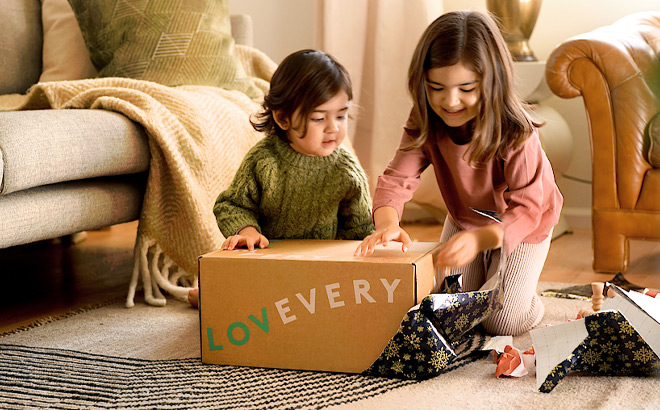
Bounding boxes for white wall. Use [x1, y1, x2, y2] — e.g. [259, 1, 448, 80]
[443, 0, 660, 229]
[228, 0, 318, 63]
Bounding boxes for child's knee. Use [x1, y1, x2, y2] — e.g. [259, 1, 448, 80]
[481, 299, 544, 336]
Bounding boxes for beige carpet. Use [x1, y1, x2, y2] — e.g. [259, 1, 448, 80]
[1, 283, 659, 409]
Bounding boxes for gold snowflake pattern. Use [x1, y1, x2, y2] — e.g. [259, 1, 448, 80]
[454, 314, 470, 331]
[599, 362, 612, 373]
[403, 353, 411, 361]
[633, 347, 655, 364]
[404, 333, 421, 349]
[430, 350, 451, 371]
[416, 352, 426, 361]
[582, 349, 601, 365]
[601, 341, 618, 355]
[619, 321, 636, 336]
[542, 380, 555, 391]
[384, 340, 400, 359]
[588, 321, 600, 332]
[392, 360, 405, 374]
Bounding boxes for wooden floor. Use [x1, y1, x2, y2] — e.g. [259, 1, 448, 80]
[1, 220, 658, 334]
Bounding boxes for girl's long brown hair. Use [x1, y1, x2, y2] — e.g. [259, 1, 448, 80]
[406, 10, 541, 166]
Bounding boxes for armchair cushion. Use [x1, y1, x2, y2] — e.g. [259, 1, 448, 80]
[67, 0, 262, 98]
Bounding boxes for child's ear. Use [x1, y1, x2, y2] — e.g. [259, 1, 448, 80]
[273, 110, 290, 130]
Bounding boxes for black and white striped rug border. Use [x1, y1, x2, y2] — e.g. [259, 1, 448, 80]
[0, 339, 486, 409]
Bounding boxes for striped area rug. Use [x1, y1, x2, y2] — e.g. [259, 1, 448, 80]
[0, 336, 487, 409]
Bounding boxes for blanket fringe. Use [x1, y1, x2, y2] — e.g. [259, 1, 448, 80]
[126, 236, 195, 307]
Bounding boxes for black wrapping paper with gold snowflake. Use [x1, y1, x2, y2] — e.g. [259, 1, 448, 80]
[536, 311, 660, 393]
[363, 208, 506, 380]
[531, 285, 660, 393]
[363, 269, 503, 380]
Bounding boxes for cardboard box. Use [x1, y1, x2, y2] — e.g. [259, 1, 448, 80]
[199, 239, 441, 373]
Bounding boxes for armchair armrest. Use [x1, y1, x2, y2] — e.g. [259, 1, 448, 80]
[545, 12, 660, 210]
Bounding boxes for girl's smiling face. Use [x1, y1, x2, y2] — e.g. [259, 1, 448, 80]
[282, 91, 350, 157]
[425, 62, 480, 129]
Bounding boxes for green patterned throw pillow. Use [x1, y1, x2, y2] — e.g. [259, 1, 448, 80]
[67, 0, 262, 98]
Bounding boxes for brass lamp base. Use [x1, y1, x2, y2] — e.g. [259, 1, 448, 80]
[486, 0, 542, 62]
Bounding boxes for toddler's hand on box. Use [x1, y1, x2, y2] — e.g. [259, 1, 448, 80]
[222, 226, 269, 250]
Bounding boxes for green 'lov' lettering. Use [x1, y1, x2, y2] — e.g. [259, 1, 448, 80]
[206, 307, 269, 351]
[248, 307, 269, 333]
[207, 328, 223, 351]
[227, 322, 250, 345]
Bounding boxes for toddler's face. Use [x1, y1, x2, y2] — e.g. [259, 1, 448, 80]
[287, 91, 350, 157]
[425, 62, 480, 130]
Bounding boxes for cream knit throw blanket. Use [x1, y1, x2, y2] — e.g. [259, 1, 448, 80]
[3, 46, 276, 307]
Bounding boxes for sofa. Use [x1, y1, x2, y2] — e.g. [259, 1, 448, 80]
[545, 12, 660, 273]
[0, 0, 254, 249]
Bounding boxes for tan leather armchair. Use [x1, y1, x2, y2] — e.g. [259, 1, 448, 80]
[545, 12, 660, 273]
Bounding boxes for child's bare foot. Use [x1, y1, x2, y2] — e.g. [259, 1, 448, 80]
[188, 288, 199, 308]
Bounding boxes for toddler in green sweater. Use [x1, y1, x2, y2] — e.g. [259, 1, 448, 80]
[215, 49, 374, 250]
[189, 49, 374, 306]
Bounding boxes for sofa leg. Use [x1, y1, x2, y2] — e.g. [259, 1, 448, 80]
[592, 227, 628, 273]
[60, 231, 88, 247]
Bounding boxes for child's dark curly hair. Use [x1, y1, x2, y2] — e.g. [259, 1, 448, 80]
[251, 49, 353, 142]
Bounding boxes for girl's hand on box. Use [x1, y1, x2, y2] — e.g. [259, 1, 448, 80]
[354, 206, 411, 256]
[354, 225, 412, 256]
[222, 226, 269, 250]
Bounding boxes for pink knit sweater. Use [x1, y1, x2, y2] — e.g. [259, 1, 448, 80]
[374, 126, 563, 254]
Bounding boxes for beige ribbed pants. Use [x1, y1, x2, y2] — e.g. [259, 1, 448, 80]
[440, 216, 552, 336]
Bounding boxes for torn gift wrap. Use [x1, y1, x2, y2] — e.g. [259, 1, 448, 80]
[531, 285, 660, 393]
[363, 209, 504, 380]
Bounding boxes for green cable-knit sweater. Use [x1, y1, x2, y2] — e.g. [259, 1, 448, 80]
[214, 136, 375, 240]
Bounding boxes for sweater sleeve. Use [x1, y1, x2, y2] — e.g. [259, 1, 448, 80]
[373, 129, 431, 220]
[337, 151, 375, 240]
[499, 131, 563, 253]
[213, 148, 263, 238]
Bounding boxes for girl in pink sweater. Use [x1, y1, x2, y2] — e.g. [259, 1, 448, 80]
[355, 10, 563, 336]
